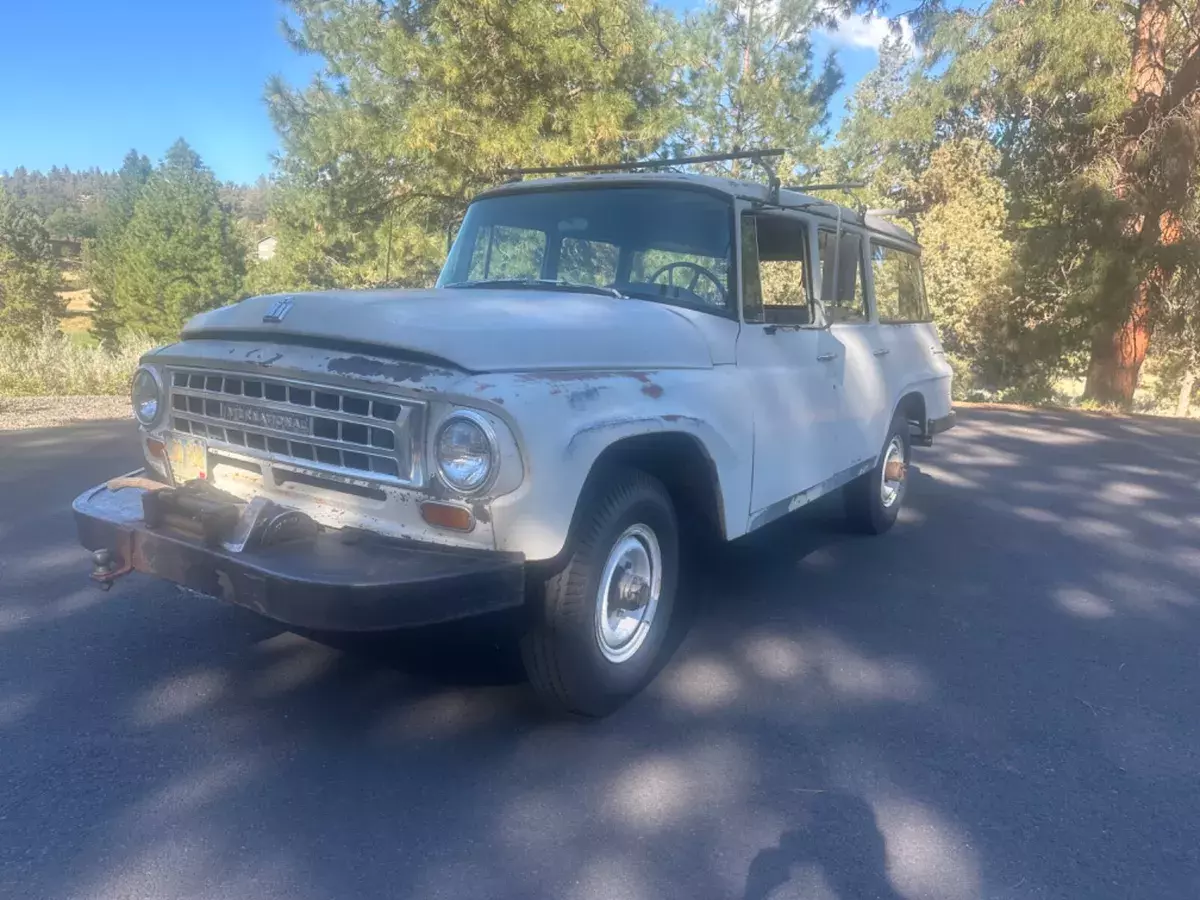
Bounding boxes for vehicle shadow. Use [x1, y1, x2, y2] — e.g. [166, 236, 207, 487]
[291, 611, 529, 689]
[298, 491, 851, 695]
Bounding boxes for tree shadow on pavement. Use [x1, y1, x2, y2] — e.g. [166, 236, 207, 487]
[745, 789, 902, 900]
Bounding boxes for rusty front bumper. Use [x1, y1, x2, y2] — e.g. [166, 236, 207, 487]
[72, 475, 525, 632]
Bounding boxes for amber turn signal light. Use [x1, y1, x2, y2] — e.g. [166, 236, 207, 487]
[146, 437, 167, 459]
[420, 502, 474, 532]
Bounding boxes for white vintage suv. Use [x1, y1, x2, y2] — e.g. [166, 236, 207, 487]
[75, 161, 954, 716]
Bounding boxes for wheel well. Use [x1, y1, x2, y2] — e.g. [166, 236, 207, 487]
[897, 391, 927, 431]
[583, 432, 726, 543]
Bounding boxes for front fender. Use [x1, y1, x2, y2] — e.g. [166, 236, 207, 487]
[469, 368, 751, 561]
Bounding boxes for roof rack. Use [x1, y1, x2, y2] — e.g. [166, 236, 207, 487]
[773, 182, 869, 217]
[785, 181, 866, 194]
[499, 149, 785, 178]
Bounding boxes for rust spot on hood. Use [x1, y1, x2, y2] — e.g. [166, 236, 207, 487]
[327, 355, 455, 384]
[642, 383, 664, 399]
[517, 371, 655, 385]
[244, 349, 284, 366]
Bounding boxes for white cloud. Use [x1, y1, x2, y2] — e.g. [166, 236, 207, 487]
[819, 12, 915, 53]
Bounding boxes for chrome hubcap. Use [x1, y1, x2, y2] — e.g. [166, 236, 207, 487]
[880, 436, 907, 508]
[595, 524, 661, 664]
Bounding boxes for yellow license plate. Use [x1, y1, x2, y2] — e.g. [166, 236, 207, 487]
[166, 434, 208, 483]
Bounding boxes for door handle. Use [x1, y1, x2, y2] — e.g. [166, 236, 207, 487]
[816, 352, 839, 362]
[873, 348, 891, 357]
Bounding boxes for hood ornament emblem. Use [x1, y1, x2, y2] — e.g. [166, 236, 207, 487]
[263, 297, 294, 323]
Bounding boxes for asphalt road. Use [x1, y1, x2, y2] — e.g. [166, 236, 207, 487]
[2, 408, 1199, 900]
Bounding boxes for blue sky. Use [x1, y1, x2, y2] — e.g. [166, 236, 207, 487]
[0, 0, 905, 184]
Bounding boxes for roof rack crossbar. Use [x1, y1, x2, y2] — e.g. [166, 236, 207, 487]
[501, 149, 785, 178]
[785, 181, 866, 193]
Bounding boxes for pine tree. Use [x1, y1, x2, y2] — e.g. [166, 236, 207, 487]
[106, 140, 244, 342]
[672, 0, 842, 178]
[257, 0, 680, 293]
[0, 186, 63, 339]
[832, 0, 1200, 404]
[87, 150, 152, 344]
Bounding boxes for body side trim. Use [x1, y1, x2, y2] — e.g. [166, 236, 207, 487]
[747, 458, 874, 532]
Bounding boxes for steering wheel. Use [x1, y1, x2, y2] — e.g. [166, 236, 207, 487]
[647, 261, 726, 304]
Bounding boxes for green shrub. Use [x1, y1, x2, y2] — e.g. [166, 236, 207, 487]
[0, 326, 155, 396]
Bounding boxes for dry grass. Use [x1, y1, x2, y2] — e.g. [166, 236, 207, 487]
[62, 289, 94, 313]
[58, 287, 95, 334]
[0, 327, 155, 396]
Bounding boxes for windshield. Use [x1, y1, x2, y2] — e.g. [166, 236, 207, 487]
[438, 187, 734, 314]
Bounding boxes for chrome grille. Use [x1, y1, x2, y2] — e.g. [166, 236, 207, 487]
[167, 368, 423, 484]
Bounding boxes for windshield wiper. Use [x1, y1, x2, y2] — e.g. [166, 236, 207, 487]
[444, 278, 628, 299]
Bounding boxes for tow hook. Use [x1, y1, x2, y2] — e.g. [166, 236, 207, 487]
[90, 548, 132, 591]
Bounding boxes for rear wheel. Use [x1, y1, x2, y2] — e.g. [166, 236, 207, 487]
[844, 412, 911, 534]
[521, 468, 678, 717]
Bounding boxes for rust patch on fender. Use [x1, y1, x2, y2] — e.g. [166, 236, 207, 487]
[515, 370, 662, 399]
[517, 372, 598, 384]
[568, 386, 603, 410]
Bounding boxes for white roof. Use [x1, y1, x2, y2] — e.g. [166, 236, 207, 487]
[478, 171, 918, 246]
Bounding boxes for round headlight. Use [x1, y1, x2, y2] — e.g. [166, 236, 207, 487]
[131, 366, 163, 427]
[435, 414, 495, 492]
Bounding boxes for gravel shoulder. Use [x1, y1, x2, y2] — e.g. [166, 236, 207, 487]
[0, 395, 131, 431]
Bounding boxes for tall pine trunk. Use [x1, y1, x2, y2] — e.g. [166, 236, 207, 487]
[1084, 285, 1153, 406]
[1083, 0, 1170, 407]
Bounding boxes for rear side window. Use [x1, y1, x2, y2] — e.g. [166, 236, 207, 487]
[818, 230, 866, 323]
[871, 243, 929, 323]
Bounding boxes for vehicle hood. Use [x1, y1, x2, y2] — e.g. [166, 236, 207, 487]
[183, 289, 717, 373]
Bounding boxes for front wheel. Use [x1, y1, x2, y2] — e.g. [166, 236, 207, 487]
[844, 412, 911, 534]
[521, 468, 679, 717]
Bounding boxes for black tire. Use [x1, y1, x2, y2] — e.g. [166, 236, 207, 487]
[520, 467, 679, 717]
[844, 411, 911, 535]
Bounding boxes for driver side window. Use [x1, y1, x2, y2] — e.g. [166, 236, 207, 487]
[740, 213, 812, 326]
